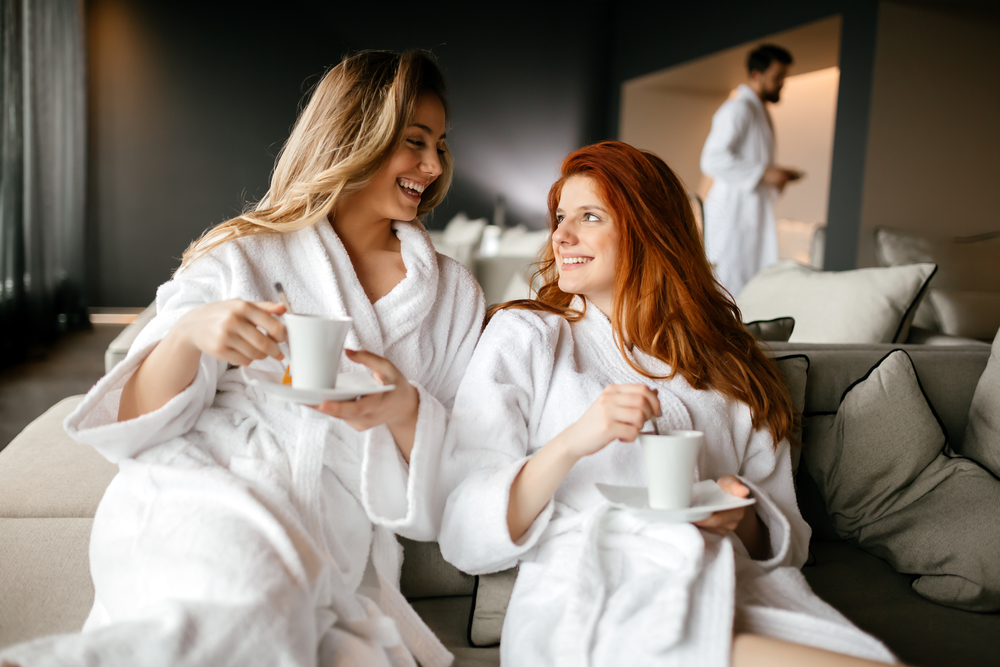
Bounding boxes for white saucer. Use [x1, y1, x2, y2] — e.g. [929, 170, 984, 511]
[241, 367, 394, 404]
[594, 480, 756, 522]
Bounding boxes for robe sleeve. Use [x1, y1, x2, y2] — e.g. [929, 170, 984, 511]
[361, 262, 486, 541]
[736, 425, 811, 571]
[700, 99, 769, 194]
[63, 254, 231, 463]
[437, 311, 558, 575]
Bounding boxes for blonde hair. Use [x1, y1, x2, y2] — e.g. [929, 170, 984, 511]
[178, 50, 452, 271]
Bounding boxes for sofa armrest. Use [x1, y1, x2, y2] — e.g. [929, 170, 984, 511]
[105, 303, 157, 374]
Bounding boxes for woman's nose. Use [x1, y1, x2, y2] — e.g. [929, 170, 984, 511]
[422, 148, 443, 180]
[552, 222, 574, 244]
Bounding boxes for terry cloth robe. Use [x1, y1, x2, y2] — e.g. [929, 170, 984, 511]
[701, 83, 780, 297]
[0, 221, 484, 667]
[438, 299, 897, 667]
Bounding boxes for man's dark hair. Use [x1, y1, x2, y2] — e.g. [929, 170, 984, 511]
[747, 44, 793, 74]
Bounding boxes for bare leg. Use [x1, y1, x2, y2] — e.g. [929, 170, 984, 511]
[733, 634, 901, 667]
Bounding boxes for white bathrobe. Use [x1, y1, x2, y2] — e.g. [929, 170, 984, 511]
[701, 84, 780, 297]
[1, 221, 484, 667]
[438, 300, 896, 667]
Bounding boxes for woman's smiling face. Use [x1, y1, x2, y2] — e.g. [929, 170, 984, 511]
[352, 92, 447, 223]
[552, 175, 619, 315]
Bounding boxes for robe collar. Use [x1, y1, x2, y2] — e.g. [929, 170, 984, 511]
[309, 219, 439, 357]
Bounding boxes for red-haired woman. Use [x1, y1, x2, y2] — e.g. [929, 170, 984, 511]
[438, 141, 898, 666]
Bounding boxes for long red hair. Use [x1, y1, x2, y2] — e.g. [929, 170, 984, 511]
[489, 141, 794, 445]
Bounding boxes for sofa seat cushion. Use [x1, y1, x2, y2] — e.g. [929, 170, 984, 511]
[0, 396, 117, 518]
[0, 518, 95, 649]
[805, 541, 1000, 667]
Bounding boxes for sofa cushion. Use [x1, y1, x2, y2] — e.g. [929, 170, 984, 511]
[875, 226, 1000, 336]
[802, 349, 1000, 611]
[737, 260, 936, 344]
[744, 317, 795, 342]
[963, 329, 1000, 477]
[409, 596, 500, 666]
[0, 518, 95, 649]
[399, 537, 474, 599]
[0, 396, 117, 518]
[805, 541, 1000, 667]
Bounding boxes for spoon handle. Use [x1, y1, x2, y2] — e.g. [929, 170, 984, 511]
[274, 282, 293, 313]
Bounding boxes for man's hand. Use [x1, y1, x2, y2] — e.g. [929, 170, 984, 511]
[762, 166, 803, 192]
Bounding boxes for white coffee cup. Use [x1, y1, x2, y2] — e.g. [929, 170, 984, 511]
[640, 430, 703, 510]
[284, 314, 353, 390]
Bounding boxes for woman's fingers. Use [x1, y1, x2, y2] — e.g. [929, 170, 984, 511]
[345, 349, 399, 384]
[716, 475, 750, 498]
[243, 302, 287, 345]
[695, 507, 744, 533]
[234, 319, 284, 360]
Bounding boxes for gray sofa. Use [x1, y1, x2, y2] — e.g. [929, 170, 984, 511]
[2, 332, 997, 665]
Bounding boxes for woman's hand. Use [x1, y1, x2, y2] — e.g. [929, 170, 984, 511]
[173, 299, 287, 366]
[694, 475, 750, 535]
[119, 300, 286, 422]
[694, 475, 770, 559]
[560, 384, 661, 460]
[312, 349, 420, 461]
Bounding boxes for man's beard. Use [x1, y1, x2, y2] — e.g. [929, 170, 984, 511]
[762, 88, 781, 103]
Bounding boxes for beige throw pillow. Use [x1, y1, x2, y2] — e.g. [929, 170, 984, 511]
[737, 261, 936, 344]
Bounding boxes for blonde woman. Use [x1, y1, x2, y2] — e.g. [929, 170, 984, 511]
[1, 51, 483, 667]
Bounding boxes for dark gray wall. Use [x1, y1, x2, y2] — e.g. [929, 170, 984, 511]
[86, 0, 613, 306]
[609, 0, 881, 271]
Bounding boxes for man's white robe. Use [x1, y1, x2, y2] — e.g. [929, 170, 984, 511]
[438, 301, 896, 666]
[0, 221, 484, 667]
[701, 83, 780, 297]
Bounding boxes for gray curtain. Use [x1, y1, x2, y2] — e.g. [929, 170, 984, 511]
[0, 0, 86, 366]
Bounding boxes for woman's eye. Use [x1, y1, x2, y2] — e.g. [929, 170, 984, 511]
[584, 213, 601, 222]
[407, 138, 425, 148]
[437, 147, 446, 156]
[555, 215, 565, 224]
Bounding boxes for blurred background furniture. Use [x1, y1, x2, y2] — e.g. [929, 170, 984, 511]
[875, 227, 1000, 343]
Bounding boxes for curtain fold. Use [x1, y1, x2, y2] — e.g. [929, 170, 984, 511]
[0, 0, 86, 367]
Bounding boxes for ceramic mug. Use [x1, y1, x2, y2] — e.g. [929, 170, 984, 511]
[284, 314, 353, 390]
[640, 430, 703, 509]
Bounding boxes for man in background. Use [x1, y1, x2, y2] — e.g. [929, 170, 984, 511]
[700, 44, 803, 296]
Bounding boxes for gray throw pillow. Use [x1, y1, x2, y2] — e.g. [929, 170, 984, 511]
[801, 349, 1000, 611]
[963, 328, 1000, 477]
[774, 355, 808, 474]
[467, 568, 518, 647]
[745, 317, 795, 342]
